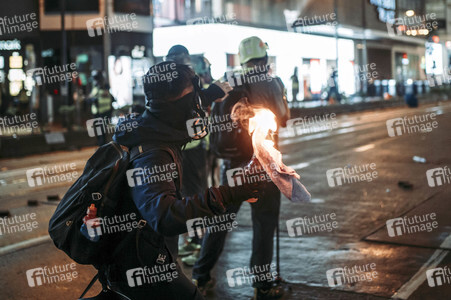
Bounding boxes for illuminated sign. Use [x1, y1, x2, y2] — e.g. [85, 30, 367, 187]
[9, 53, 23, 69]
[0, 39, 21, 51]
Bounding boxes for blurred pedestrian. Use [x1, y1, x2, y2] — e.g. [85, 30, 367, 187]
[290, 67, 299, 102]
[17, 87, 29, 115]
[327, 68, 341, 104]
[88, 71, 114, 146]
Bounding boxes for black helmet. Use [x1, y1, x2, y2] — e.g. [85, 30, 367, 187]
[166, 45, 191, 65]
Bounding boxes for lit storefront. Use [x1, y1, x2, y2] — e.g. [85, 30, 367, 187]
[153, 24, 355, 101]
[0, 38, 39, 109]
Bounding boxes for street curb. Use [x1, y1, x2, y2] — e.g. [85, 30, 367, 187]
[0, 235, 51, 257]
[0, 95, 448, 158]
[290, 95, 448, 118]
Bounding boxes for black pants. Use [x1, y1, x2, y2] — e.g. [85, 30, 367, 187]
[192, 159, 281, 288]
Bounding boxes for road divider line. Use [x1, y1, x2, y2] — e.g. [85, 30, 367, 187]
[391, 234, 451, 299]
[0, 235, 51, 257]
[354, 144, 375, 152]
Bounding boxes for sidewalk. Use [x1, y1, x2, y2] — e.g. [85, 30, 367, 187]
[1, 93, 448, 158]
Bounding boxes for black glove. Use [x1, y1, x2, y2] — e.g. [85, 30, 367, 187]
[207, 157, 271, 214]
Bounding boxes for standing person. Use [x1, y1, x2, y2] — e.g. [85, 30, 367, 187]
[104, 62, 263, 299]
[17, 87, 29, 115]
[192, 36, 290, 300]
[327, 68, 341, 104]
[290, 67, 299, 102]
[88, 71, 114, 146]
[165, 45, 232, 263]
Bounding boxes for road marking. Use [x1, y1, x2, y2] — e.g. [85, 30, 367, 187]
[280, 103, 451, 147]
[288, 162, 310, 170]
[391, 234, 451, 299]
[0, 235, 51, 257]
[354, 144, 375, 152]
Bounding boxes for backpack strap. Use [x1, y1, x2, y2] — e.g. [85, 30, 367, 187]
[129, 143, 182, 191]
[79, 145, 181, 299]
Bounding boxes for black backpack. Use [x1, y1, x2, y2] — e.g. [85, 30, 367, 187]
[48, 142, 177, 266]
[210, 74, 289, 160]
[209, 90, 253, 160]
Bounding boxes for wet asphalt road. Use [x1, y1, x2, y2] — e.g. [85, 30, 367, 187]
[0, 101, 450, 300]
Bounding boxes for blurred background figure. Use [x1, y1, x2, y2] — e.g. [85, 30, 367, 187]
[88, 70, 114, 146]
[327, 68, 341, 104]
[290, 67, 299, 102]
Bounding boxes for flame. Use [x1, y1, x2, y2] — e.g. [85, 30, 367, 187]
[248, 108, 278, 136]
[232, 102, 310, 202]
[248, 108, 300, 180]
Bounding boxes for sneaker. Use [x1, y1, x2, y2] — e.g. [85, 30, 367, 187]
[253, 285, 284, 300]
[181, 249, 200, 267]
[192, 277, 216, 296]
[178, 241, 201, 256]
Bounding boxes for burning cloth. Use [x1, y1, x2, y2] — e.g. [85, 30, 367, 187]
[232, 101, 311, 202]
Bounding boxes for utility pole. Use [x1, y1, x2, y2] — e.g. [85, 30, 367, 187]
[362, 0, 368, 95]
[60, 0, 68, 105]
[103, 0, 112, 83]
[334, 0, 340, 94]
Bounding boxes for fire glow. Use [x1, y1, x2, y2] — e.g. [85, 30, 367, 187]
[249, 108, 300, 181]
[233, 103, 310, 202]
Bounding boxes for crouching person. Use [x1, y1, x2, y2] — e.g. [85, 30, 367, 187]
[102, 62, 261, 300]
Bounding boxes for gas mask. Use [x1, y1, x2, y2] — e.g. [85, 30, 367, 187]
[187, 75, 208, 140]
[147, 75, 208, 139]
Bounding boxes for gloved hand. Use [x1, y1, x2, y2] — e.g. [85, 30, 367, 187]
[207, 157, 271, 214]
[208, 180, 264, 214]
[229, 181, 261, 203]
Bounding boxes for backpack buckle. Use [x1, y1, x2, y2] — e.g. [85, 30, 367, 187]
[156, 254, 166, 264]
[138, 219, 147, 228]
[92, 192, 102, 201]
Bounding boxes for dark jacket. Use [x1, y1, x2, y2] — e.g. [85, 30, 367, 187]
[107, 106, 233, 292]
[211, 70, 290, 162]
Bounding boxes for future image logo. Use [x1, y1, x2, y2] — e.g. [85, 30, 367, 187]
[26, 263, 78, 287]
[386, 114, 438, 137]
[186, 217, 206, 238]
[186, 117, 207, 139]
[0, 13, 38, 36]
[326, 268, 345, 287]
[286, 213, 338, 237]
[86, 18, 104, 37]
[126, 168, 145, 187]
[186, 214, 237, 238]
[126, 264, 178, 287]
[326, 163, 377, 187]
[86, 115, 138, 138]
[426, 267, 451, 287]
[225, 264, 276, 288]
[86, 14, 138, 37]
[426, 166, 451, 187]
[326, 264, 377, 287]
[86, 118, 106, 137]
[26, 64, 78, 86]
[385, 213, 438, 237]
[126, 163, 178, 187]
[26, 163, 78, 187]
[226, 163, 276, 187]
